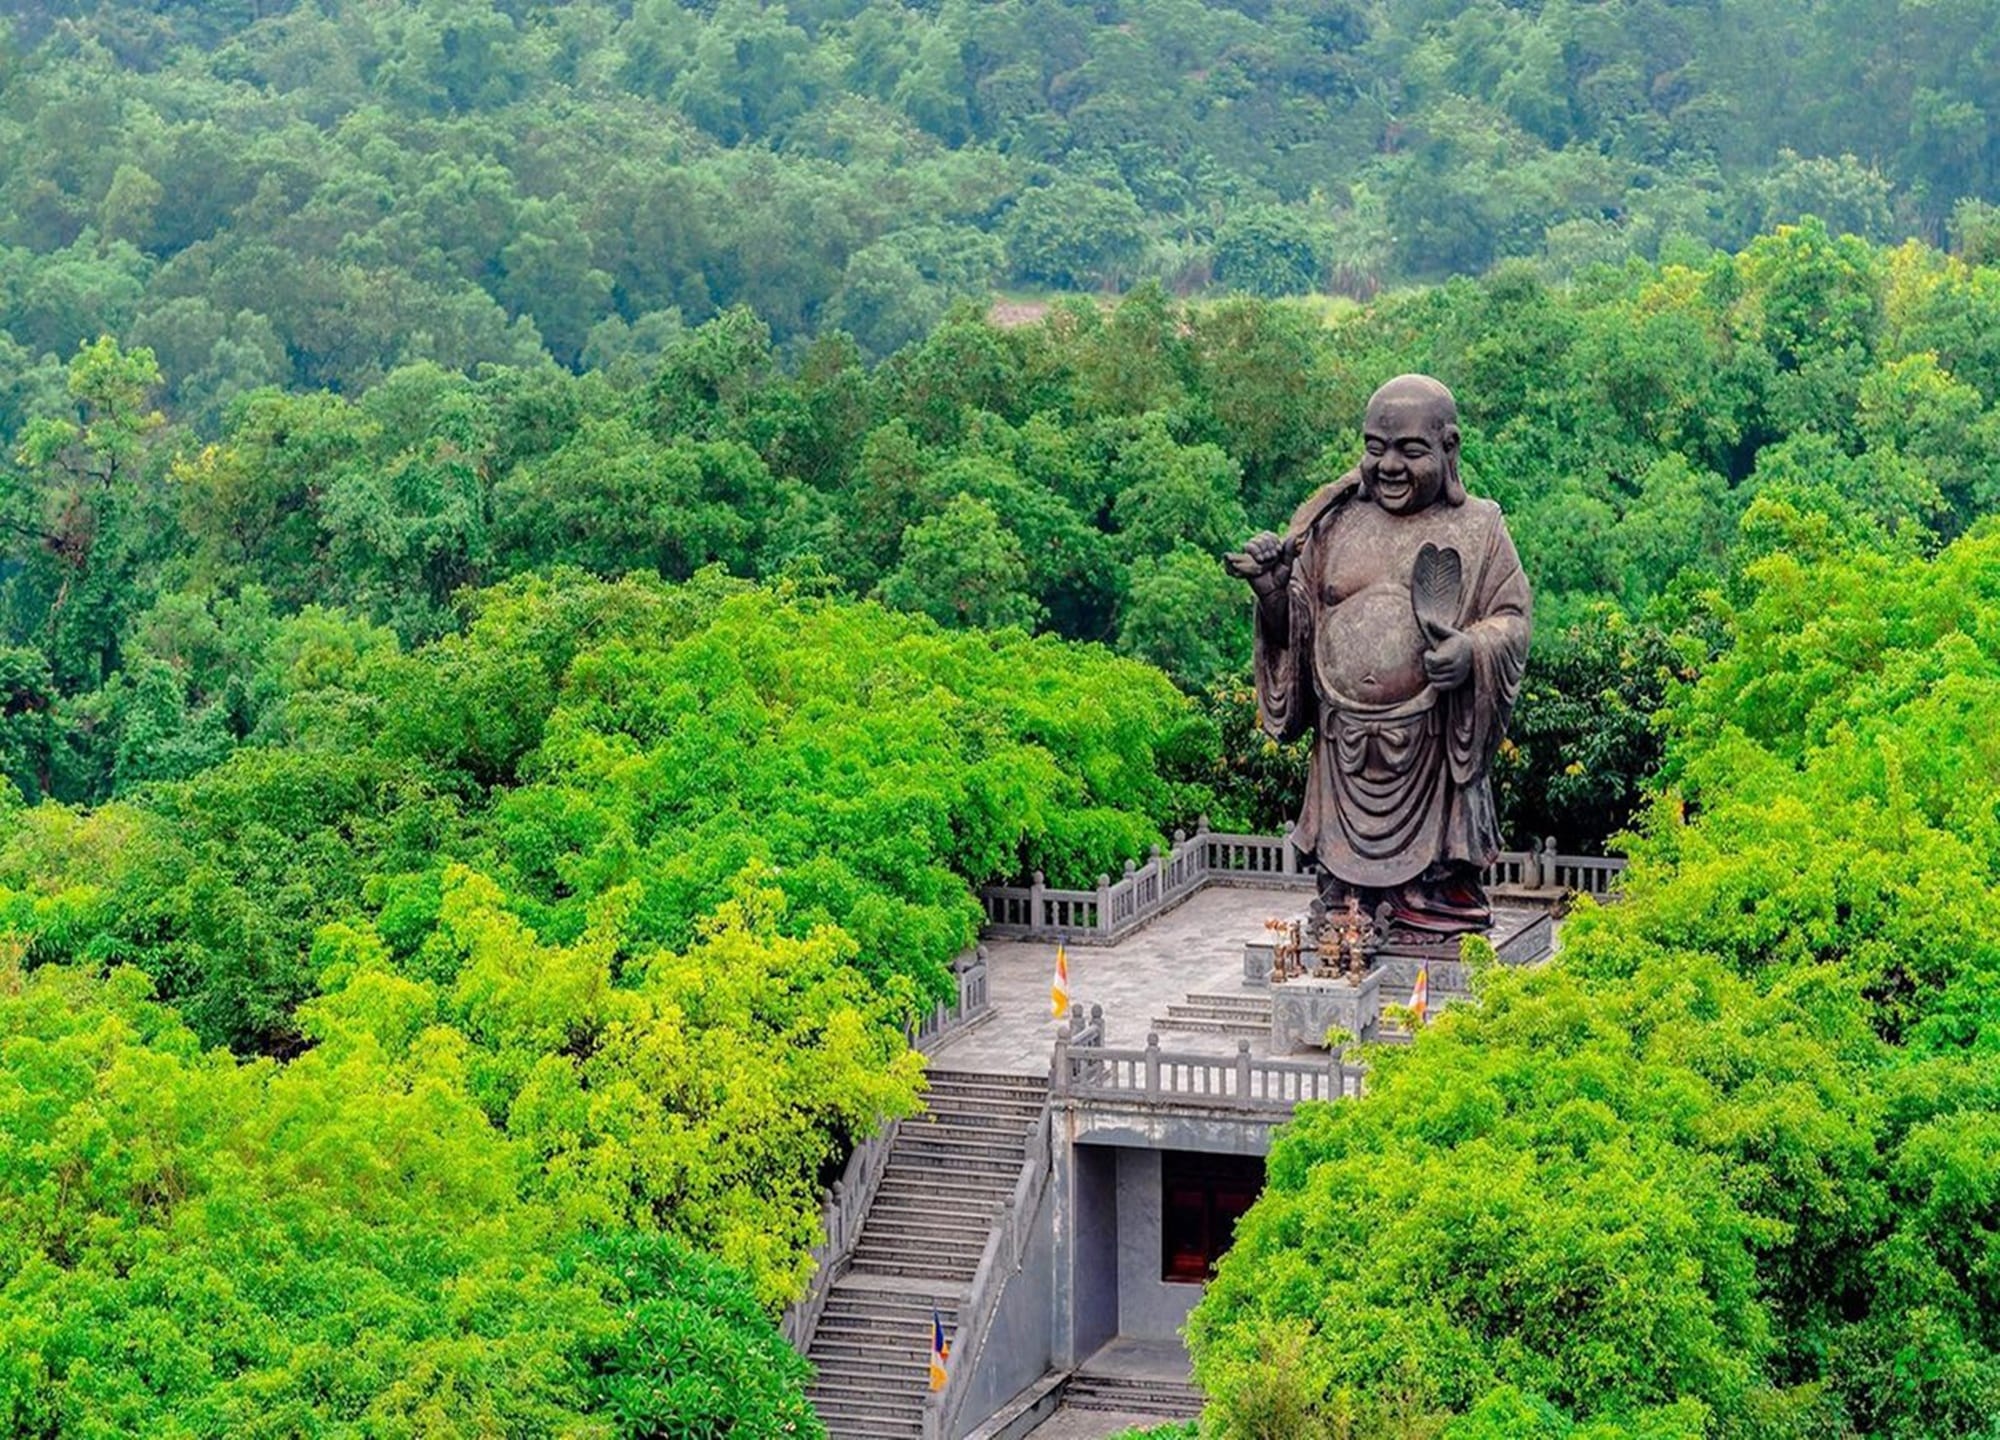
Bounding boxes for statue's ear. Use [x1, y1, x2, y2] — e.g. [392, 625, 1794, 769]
[1440, 426, 1468, 504]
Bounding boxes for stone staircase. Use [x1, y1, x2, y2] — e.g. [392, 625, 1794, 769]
[1064, 1370, 1205, 1419]
[806, 1069, 1049, 1439]
[1151, 990, 1271, 1037]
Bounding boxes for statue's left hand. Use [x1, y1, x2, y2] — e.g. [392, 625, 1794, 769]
[1423, 632, 1473, 689]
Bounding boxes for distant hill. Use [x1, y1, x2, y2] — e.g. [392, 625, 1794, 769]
[0, 0, 1995, 402]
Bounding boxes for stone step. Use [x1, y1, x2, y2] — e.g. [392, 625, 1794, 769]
[915, 1102, 1045, 1128]
[851, 1225, 988, 1251]
[847, 1255, 983, 1283]
[888, 1150, 1026, 1175]
[812, 1354, 932, 1382]
[820, 1282, 964, 1314]
[923, 1076, 1049, 1097]
[810, 1335, 941, 1364]
[925, 1069, 1049, 1091]
[869, 1195, 1008, 1224]
[1181, 992, 1274, 1013]
[918, 1108, 1043, 1131]
[807, 1392, 923, 1439]
[1149, 1015, 1270, 1036]
[808, 1393, 924, 1429]
[872, 1179, 1014, 1208]
[869, 1188, 1009, 1217]
[922, 1087, 1048, 1109]
[897, 1117, 1035, 1144]
[870, 1180, 1007, 1206]
[1065, 1372, 1205, 1418]
[858, 1215, 997, 1247]
[816, 1296, 964, 1320]
[852, 1227, 988, 1256]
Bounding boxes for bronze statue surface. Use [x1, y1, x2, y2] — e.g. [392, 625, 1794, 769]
[1226, 375, 1530, 937]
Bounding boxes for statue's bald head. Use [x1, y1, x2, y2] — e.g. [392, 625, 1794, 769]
[1367, 374, 1458, 428]
[1360, 373, 1465, 510]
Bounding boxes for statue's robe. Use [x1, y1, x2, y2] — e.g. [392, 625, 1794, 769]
[1253, 474, 1531, 891]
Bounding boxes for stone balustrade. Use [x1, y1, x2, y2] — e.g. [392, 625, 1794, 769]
[781, 1113, 899, 1351]
[1053, 1020, 1361, 1113]
[908, 946, 992, 1051]
[977, 824, 1626, 945]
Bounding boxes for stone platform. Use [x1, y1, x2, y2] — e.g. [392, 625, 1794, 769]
[927, 889, 1554, 1072]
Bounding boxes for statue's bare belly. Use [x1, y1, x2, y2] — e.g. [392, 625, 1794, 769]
[1314, 585, 1429, 705]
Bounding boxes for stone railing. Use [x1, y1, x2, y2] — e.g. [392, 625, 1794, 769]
[1053, 1028, 1361, 1112]
[978, 825, 1625, 945]
[923, 1100, 1056, 1440]
[908, 946, 992, 1052]
[786, 956, 992, 1352]
[1538, 847, 1626, 898]
[781, 1114, 900, 1352]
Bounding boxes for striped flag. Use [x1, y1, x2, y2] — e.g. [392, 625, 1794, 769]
[1409, 959, 1429, 1027]
[929, 1306, 950, 1391]
[1051, 940, 1070, 1020]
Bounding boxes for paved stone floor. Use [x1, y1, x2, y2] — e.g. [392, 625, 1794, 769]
[927, 886, 1546, 1076]
[1077, 1336, 1195, 1382]
[927, 887, 1302, 1075]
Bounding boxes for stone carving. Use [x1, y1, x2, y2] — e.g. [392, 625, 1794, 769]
[1226, 375, 1530, 938]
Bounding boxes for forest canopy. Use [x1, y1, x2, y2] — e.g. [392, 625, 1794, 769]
[0, 0, 1997, 399]
[0, 570, 1207, 1433]
[1189, 517, 2000, 1436]
[2, 7, 1999, 1425]
[7, 225, 2000, 852]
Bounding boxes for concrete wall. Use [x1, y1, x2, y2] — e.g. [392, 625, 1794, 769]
[1115, 1149, 1205, 1341]
[1069, 1143, 1119, 1365]
[950, 1178, 1059, 1440]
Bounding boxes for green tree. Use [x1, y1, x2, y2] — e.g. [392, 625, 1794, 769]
[877, 492, 1044, 632]
[1212, 206, 1331, 299]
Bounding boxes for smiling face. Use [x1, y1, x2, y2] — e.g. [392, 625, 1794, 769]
[1360, 383, 1460, 515]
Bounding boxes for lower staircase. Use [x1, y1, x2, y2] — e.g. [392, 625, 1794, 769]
[806, 1069, 1049, 1439]
[1152, 990, 1271, 1037]
[1064, 1370, 1206, 1419]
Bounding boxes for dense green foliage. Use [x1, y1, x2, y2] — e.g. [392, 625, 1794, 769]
[0, 45, 1995, 1413]
[1188, 518, 2000, 1436]
[0, 957, 821, 1437]
[0, 569, 1204, 1430]
[9, 224, 2000, 851]
[0, 0, 1997, 402]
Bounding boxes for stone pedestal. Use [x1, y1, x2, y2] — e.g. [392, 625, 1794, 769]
[1269, 970, 1382, 1053]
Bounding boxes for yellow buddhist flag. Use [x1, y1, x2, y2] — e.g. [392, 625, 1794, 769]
[1409, 959, 1429, 1027]
[929, 1306, 950, 1391]
[1051, 940, 1070, 1020]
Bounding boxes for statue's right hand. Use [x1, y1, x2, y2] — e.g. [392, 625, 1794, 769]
[1224, 532, 1293, 597]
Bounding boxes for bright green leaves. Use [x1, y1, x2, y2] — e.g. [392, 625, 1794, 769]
[1195, 522, 2000, 1436]
[572, 1232, 824, 1440]
[311, 865, 924, 1308]
[878, 492, 1044, 632]
[0, 954, 828, 1437]
[0, 570, 1197, 1346]
[0, 961, 604, 1438]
